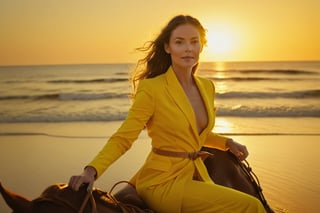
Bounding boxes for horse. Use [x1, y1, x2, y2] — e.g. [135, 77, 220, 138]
[1, 147, 274, 213]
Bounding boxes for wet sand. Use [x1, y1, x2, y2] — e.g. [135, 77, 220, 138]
[0, 122, 319, 212]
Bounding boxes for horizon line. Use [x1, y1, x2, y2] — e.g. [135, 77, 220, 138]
[1, 59, 320, 67]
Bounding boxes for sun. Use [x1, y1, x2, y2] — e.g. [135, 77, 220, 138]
[208, 31, 233, 53]
[204, 26, 238, 61]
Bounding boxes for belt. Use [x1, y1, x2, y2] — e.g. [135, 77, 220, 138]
[152, 147, 214, 160]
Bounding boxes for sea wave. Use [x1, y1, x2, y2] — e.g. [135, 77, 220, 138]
[216, 89, 320, 99]
[3, 78, 128, 84]
[1, 89, 319, 101]
[47, 78, 128, 84]
[0, 111, 128, 123]
[0, 92, 129, 100]
[200, 69, 319, 75]
[216, 105, 320, 117]
[0, 105, 318, 123]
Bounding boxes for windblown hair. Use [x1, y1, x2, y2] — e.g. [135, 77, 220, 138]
[130, 15, 207, 94]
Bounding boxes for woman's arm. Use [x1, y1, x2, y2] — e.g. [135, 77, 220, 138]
[204, 132, 249, 161]
[69, 80, 155, 190]
[87, 79, 155, 177]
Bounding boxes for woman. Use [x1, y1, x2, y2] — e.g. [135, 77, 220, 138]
[69, 15, 266, 213]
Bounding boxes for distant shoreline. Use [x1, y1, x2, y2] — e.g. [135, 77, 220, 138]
[1, 60, 320, 67]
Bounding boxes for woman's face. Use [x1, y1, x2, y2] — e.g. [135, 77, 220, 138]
[165, 24, 203, 70]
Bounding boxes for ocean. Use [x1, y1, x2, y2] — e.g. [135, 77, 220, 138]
[0, 61, 319, 134]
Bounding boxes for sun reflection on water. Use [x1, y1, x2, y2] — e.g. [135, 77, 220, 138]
[210, 62, 229, 94]
[214, 118, 234, 134]
[215, 81, 228, 94]
[213, 61, 227, 71]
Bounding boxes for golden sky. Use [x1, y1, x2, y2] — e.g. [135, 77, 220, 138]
[1, 0, 319, 65]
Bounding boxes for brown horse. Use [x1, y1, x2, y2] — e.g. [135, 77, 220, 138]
[1, 147, 274, 213]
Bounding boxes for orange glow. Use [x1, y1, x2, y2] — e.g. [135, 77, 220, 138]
[204, 24, 239, 61]
[0, 1, 319, 65]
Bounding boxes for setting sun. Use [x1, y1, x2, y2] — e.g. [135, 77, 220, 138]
[208, 31, 234, 54]
[203, 24, 239, 61]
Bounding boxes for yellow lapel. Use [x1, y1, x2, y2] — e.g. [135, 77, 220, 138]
[165, 67, 211, 139]
[194, 76, 214, 137]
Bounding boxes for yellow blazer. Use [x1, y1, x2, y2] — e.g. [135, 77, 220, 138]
[88, 66, 228, 212]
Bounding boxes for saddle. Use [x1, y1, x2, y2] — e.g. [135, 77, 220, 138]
[33, 181, 154, 213]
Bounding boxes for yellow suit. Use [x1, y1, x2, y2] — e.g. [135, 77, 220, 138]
[89, 67, 265, 213]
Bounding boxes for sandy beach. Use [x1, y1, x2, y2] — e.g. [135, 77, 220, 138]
[1, 122, 319, 213]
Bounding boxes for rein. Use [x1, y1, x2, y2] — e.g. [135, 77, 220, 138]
[239, 159, 272, 210]
[78, 181, 139, 213]
[78, 183, 97, 213]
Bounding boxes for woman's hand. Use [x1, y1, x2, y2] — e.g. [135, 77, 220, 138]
[226, 139, 249, 161]
[68, 166, 97, 191]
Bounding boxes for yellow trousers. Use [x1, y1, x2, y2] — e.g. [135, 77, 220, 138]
[181, 179, 266, 213]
